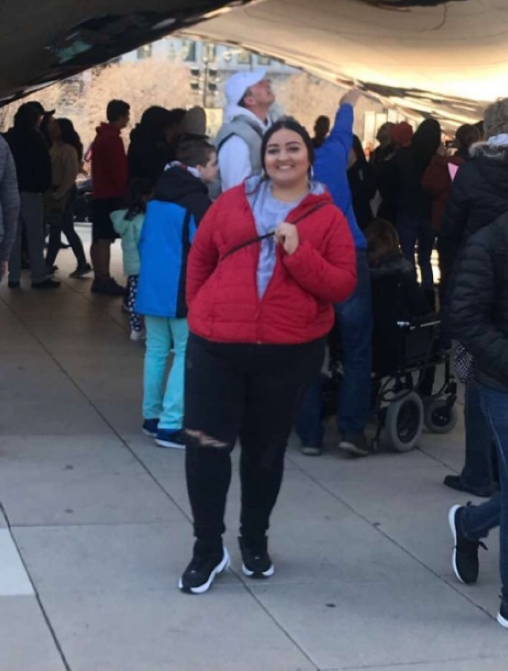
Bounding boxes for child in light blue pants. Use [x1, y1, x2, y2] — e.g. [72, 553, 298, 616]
[135, 138, 217, 448]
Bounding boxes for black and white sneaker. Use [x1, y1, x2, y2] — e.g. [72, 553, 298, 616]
[239, 537, 275, 579]
[498, 601, 508, 629]
[448, 505, 486, 585]
[179, 544, 230, 594]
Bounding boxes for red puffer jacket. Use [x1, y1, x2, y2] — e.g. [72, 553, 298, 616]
[186, 184, 357, 344]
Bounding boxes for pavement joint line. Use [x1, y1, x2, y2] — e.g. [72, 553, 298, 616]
[285, 456, 497, 624]
[238, 579, 320, 670]
[415, 445, 463, 473]
[0, 502, 72, 671]
[0, 526, 33, 596]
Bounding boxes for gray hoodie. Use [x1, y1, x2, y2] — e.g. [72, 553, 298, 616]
[0, 135, 20, 263]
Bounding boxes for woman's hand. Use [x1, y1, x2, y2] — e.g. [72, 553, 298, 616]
[275, 222, 299, 255]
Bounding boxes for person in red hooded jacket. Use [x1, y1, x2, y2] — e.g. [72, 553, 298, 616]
[90, 99, 130, 295]
[178, 117, 357, 595]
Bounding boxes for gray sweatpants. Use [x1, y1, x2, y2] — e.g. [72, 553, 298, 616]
[8, 192, 48, 284]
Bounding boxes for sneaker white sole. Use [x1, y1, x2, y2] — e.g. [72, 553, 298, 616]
[242, 563, 275, 578]
[448, 504, 466, 584]
[301, 447, 322, 456]
[338, 441, 369, 457]
[178, 548, 230, 594]
[497, 611, 508, 629]
[155, 438, 185, 449]
[142, 428, 158, 438]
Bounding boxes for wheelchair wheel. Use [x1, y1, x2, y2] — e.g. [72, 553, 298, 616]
[424, 399, 458, 434]
[384, 391, 424, 452]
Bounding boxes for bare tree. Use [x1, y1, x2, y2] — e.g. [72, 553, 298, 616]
[273, 73, 346, 134]
[0, 59, 192, 148]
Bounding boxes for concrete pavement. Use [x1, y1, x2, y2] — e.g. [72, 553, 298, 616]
[0, 229, 507, 671]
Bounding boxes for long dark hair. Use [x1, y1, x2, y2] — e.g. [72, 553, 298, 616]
[261, 116, 315, 170]
[125, 179, 152, 220]
[352, 134, 367, 163]
[55, 118, 83, 162]
[411, 118, 441, 168]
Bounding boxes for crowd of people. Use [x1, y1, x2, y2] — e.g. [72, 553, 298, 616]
[1, 68, 508, 625]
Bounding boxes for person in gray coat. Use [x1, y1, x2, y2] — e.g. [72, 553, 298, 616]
[0, 135, 20, 282]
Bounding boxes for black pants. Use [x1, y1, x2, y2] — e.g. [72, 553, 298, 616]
[46, 187, 87, 268]
[184, 333, 325, 547]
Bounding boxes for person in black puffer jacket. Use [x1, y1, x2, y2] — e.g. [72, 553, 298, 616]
[447, 212, 508, 630]
[439, 139, 508, 303]
[440, 99, 508, 499]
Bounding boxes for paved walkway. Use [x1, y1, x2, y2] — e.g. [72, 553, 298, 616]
[1, 229, 507, 671]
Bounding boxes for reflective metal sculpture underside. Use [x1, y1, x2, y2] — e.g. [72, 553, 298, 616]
[0, 0, 505, 122]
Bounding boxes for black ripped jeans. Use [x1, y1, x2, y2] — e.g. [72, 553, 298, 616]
[184, 333, 324, 548]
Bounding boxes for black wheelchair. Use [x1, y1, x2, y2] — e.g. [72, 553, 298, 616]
[370, 316, 457, 452]
[322, 315, 458, 452]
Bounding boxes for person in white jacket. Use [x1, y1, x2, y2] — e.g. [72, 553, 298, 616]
[215, 69, 275, 192]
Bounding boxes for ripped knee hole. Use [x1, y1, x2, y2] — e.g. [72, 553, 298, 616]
[184, 429, 229, 449]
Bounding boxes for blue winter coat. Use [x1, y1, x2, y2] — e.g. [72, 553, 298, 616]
[135, 165, 212, 318]
[314, 103, 366, 250]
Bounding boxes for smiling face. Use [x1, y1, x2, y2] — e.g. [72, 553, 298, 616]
[264, 128, 311, 190]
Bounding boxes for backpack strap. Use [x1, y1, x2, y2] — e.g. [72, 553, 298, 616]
[220, 201, 331, 262]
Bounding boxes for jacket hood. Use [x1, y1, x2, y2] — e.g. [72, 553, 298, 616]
[369, 252, 414, 280]
[244, 174, 327, 198]
[223, 105, 270, 128]
[153, 165, 208, 204]
[469, 141, 508, 161]
[469, 142, 508, 191]
[95, 122, 120, 136]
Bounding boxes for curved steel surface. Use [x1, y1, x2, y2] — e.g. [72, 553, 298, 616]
[182, 0, 506, 120]
[0, 0, 248, 103]
[0, 0, 504, 119]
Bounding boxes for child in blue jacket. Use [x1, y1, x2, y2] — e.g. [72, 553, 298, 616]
[135, 138, 217, 448]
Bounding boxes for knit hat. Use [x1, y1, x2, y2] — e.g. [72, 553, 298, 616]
[183, 106, 207, 137]
[392, 121, 413, 146]
[225, 68, 267, 106]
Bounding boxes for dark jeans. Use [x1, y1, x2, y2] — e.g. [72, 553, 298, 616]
[295, 249, 372, 446]
[46, 187, 87, 268]
[397, 213, 435, 292]
[460, 384, 508, 602]
[461, 382, 497, 490]
[184, 333, 324, 546]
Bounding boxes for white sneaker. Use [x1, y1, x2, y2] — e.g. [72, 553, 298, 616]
[130, 329, 146, 342]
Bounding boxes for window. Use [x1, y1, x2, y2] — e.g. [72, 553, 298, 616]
[237, 50, 252, 65]
[257, 55, 271, 65]
[181, 39, 197, 62]
[203, 43, 216, 64]
[136, 44, 152, 60]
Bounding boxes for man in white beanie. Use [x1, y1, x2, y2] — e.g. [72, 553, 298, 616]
[215, 68, 275, 192]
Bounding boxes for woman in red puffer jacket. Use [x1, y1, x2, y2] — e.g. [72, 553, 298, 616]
[179, 117, 356, 595]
